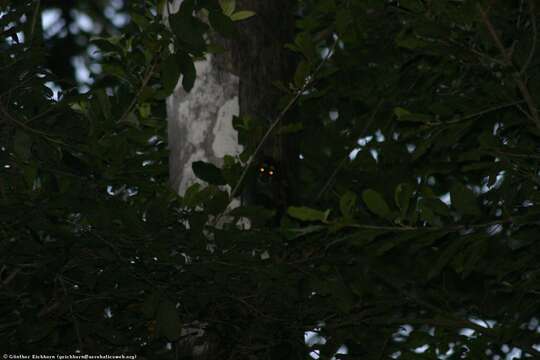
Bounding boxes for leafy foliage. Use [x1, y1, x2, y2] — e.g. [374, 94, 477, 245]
[1, 0, 540, 359]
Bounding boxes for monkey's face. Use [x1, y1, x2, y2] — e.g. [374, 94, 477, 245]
[257, 158, 278, 185]
[253, 157, 287, 209]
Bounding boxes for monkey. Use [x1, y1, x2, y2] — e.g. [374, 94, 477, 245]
[257, 156, 278, 185]
[252, 156, 289, 225]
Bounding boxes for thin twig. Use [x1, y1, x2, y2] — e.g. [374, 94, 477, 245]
[315, 100, 382, 202]
[372, 269, 540, 356]
[377, 332, 391, 360]
[29, 0, 41, 44]
[346, 217, 512, 232]
[492, 149, 540, 160]
[229, 39, 338, 200]
[117, 53, 160, 124]
[517, 0, 525, 28]
[428, 99, 526, 126]
[0, 267, 21, 288]
[324, 217, 513, 250]
[371, 317, 540, 356]
[0, 101, 68, 146]
[58, 276, 84, 351]
[228, 295, 284, 322]
[520, 0, 537, 74]
[446, 99, 526, 124]
[478, 4, 540, 129]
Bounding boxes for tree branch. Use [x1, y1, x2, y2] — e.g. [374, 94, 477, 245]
[477, 4, 540, 130]
[117, 53, 160, 124]
[0, 101, 68, 146]
[315, 99, 382, 202]
[520, 0, 537, 74]
[431, 99, 526, 126]
[29, 0, 41, 44]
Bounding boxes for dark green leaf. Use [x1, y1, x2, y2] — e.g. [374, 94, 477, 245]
[209, 9, 237, 38]
[192, 161, 226, 185]
[339, 191, 357, 219]
[13, 130, 32, 160]
[428, 238, 467, 280]
[230, 10, 256, 21]
[177, 51, 196, 92]
[219, 0, 236, 16]
[170, 11, 207, 50]
[362, 189, 391, 218]
[161, 53, 181, 95]
[288, 206, 329, 222]
[394, 183, 414, 218]
[450, 183, 482, 216]
[156, 299, 182, 341]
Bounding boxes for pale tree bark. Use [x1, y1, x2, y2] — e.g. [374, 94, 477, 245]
[167, 53, 241, 194]
[166, 0, 241, 194]
[167, 0, 295, 196]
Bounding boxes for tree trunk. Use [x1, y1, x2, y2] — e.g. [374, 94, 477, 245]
[233, 0, 296, 152]
[166, 1, 299, 358]
[167, 0, 295, 195]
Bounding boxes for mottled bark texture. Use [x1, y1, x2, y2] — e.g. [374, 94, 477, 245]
[167, 54, 240, 194]
[167, 0, 296, 195]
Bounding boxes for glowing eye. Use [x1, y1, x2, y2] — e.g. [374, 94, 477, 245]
[268, 170, 274, 176]
[259, 167, 265, 172]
